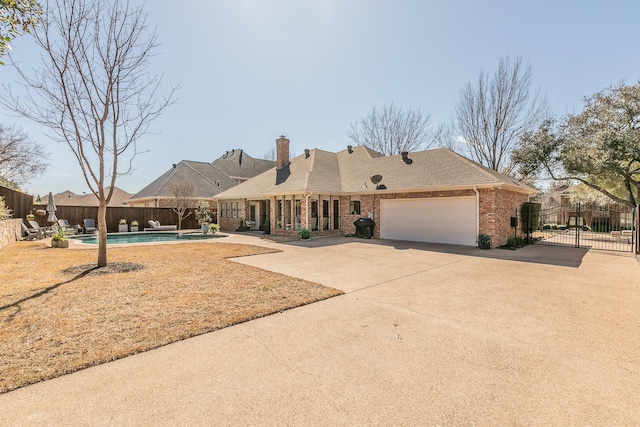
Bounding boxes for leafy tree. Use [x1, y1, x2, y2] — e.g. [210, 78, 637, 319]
[167, 180, 194, 230]
[513, 81, 640, 209]
[347, 102, 432, 155]
[1, 0, 176, 267]
[0, 0, 41, 63]
[454, 56, 547, 174]
[194, 200, 212, 225]
[0, 123, 47, 189]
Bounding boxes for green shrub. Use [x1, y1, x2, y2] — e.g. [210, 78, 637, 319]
[505, 236, 526, 249]
[0, 196, 12, 220]
[299, 228, 311, 239]
[51, 227, 67, 242]
[476, 234, 491, 249]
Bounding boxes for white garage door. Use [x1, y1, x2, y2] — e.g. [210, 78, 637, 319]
[380, 197, 477, 246]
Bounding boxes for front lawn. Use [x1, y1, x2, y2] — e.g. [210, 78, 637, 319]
[0, 241, 342, 393]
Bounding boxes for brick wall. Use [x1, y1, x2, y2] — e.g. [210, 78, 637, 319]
[478, 189, 529, 247]
[218, 189, 530, 246]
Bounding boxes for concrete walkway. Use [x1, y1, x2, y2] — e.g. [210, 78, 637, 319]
[1, 235, 639, 426]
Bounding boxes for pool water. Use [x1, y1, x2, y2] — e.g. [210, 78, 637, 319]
[72, 232, 225, 245]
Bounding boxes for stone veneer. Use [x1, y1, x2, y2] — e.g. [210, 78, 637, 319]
[0, 219, 23, 250]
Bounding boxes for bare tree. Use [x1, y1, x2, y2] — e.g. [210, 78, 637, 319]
[454, 56, 547, 174]
[0, 123, 48, 189]
[431, 120, 458, 151]
[167, 180, 194, 230]
[347, 102, 432, 155]
[1, 0, 176, 266]
[263, 147, 276, 161]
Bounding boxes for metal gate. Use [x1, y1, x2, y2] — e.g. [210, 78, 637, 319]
[532, 202, 637, 252]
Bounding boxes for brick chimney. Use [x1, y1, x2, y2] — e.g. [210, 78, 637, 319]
[276, 135, 290, 169]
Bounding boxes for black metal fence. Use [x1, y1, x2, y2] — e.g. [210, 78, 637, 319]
[533, 202, 637, 252]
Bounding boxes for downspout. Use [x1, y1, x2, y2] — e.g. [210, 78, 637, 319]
[304, 192, 312, 230]
[473, 186, 480, 238]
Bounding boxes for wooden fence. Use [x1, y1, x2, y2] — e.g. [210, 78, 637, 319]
[27, 204, 208, 233]
[0, 186, 34, 219]
[1, 186, 216, 232]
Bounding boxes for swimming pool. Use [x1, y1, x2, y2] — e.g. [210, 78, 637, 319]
[72, 232, 226, 245]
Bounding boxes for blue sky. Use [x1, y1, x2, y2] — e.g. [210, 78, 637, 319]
[3, 0, 640, 197]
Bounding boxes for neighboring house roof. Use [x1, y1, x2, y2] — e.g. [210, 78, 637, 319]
[129, 160, 238, 201]
[41, 187, 133, 206]
[215, 146, 537, 199]
[128, 150, 276, 203]
[211, 149, 276, 182]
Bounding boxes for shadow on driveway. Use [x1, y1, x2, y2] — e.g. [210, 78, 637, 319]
[275, 236, 592, 268]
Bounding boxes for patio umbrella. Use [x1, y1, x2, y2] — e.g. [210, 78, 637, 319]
[46, 192, 57, 223]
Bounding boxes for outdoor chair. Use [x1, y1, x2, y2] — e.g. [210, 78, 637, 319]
[28, 220, 54, 237]
[57, 219, 77, 235]
[21, 222, 42, 240]
[144, 220, 177, 231]
[83, 219, 97, 234]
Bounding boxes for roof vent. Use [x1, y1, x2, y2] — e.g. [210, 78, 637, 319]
[347, 145, 353, 154]
[304, 149, 310, 158]
[401, 151, 413, 164]
[172, 164, 177, 168]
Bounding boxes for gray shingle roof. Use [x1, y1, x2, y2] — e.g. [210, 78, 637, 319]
[42, 187, 133, 206]
[211, 149, 275, 180]
[215, 146, 537, 199]
[130, 160, 238, 200]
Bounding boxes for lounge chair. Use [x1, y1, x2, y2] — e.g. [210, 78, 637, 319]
[28, 220, 54, 237]
[21, 222, 42, 240]
[57, 219, 77, 235]
[144, 220, 177, 231]
[83, 219, 97, 234]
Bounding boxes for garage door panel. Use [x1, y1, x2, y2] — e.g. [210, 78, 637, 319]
[380, 197, 476, 246]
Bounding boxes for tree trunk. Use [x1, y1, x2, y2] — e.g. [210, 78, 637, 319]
[97, 200, 108, 267]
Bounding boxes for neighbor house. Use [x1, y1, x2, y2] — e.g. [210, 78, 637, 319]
[41, 187, 133, 207]
[214, 137, 538, 247]
[128, 150, 275, 212]
[537, 184, 635, 231]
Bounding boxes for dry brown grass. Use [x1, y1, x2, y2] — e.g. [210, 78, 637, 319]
[0, 241, 342, 393]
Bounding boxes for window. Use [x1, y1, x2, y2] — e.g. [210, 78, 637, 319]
[232, 203, 237, 218]
[236, 202, 242, 218]
[226, 203, 231, 218]
[350, 200, 361, 215]
[221, 203, 226, 218]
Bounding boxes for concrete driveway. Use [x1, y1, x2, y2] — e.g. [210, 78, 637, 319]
[1, 235, 639, 426]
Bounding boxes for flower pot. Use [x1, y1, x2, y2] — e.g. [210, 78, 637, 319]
[201, 224, 209, 234]
[118, 224, 128, 232]
[130, 226, 138, 232]
[52, 240, 68, 248]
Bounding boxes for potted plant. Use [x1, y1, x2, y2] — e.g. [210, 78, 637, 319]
[26, 213, 35, 221]
[209, 223, 220, 234]
[118, 219, 128, 232]
[130, 220, 139, 232]
[262, 218, 270, 235]
[477, 234, 491, 249]
[51, 227, 69, 248]
[194, 200, 212, 234]
[299, 228, 311, 240]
